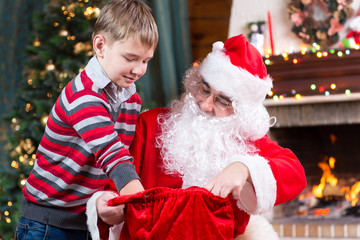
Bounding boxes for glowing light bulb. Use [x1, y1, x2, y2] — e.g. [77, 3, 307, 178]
[310, 84, 316, 90]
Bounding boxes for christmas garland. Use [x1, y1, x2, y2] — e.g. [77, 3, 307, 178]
[288, 0, 354, 47]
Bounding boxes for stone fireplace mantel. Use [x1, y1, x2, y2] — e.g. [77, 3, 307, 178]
[265, 50, 360, 128]
[265, 93, 360, 127]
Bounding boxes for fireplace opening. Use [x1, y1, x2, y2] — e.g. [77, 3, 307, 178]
[269, 124, 360, 221]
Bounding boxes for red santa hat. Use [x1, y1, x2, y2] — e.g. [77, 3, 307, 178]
[200, 34, 273, 104]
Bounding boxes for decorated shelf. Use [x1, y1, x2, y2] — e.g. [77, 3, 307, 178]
[265, 49, 360, 102]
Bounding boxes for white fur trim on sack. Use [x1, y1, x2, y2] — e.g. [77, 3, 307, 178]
[86, 191, 105, 240]
[233, 154, 277, 214]
[200, 42, 273, 104]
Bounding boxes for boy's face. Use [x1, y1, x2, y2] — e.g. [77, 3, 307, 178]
[94, 35, 155, 89]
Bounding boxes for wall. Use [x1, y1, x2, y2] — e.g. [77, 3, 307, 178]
[228, 0, 360, 54]
[188, 0, 232, 61]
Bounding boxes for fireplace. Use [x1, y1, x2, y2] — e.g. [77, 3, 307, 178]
[265, 100, 360, 239]
[263, 51, 360, 239]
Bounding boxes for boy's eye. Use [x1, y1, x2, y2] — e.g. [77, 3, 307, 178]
[124, 56, 135, 62]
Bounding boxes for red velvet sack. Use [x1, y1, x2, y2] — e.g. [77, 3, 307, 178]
[108, 187, 235, 240]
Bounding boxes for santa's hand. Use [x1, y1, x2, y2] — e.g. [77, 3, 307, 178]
[96, 191, 125, 225]
[204, 161, 251, 199]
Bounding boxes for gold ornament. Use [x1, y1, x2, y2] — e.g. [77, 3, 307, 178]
[18, 174, 27, 188]
[40, 114, 49, 126]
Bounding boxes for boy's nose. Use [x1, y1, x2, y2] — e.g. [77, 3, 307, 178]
[131, 63, 146, 77]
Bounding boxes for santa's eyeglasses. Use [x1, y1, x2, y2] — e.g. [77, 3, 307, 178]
[197, 81, 233, 110]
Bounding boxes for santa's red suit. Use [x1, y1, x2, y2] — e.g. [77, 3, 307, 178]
[87, 107, 306, 240]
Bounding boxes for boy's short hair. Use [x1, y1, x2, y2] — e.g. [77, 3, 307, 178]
[93, 0, 158, 49]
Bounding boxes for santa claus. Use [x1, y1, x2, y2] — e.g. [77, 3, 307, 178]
[86, 34, 307, 240]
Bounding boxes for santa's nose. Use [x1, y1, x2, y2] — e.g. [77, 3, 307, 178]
[199, 96, 215, 115]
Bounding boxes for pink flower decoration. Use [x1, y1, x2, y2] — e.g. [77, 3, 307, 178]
[328, 17, 343, 36]
[291, 10, 307, 27]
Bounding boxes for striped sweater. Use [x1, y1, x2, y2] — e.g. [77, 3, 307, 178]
[21, 56, 141, 230]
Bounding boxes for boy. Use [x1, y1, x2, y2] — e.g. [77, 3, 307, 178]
[16, 0, 158, 239]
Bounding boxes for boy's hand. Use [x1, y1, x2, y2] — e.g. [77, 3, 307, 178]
[96, 191, 125, 225]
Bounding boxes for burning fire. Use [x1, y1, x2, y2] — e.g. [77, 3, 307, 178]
[312, 156, 360, 206]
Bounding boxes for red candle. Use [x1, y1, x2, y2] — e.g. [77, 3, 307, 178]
[267, 11, 274, 55]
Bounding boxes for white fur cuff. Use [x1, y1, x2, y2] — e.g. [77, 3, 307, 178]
[236, 155, 277, 214]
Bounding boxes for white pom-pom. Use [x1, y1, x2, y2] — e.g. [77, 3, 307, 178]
[212, 41, 224, 52]
[349, 17, 360, 32]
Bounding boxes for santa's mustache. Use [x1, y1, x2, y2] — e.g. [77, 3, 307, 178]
[156, 94, 258, 188]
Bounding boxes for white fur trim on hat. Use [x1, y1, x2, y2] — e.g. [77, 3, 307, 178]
[232, 154, 277, 214]
[200, 42, 273, 104]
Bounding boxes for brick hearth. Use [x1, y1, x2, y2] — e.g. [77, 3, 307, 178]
[271, 218, 360, 239]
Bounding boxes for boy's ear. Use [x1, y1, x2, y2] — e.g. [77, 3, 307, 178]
[93, 34, 106, 58]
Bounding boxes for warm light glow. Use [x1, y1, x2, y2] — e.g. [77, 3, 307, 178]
[46, 62, 55, 71]
[192, 61, 199, 67]
[33, 39, 41, 47]
[279, 95, 284, 100]
[295, 94, 301, 100]
[292, 58, 299, 64]
[316, 52, 322, 58]
[300, 47, 307, 55]
[7, 201, 12, 207]
[330, 83, 336, 90]
[11, 161, 19, 169]
[268, 90, 273, 97]
[329, 157, 335, 169]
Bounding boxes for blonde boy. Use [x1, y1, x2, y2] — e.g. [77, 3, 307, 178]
[16, 0, 158, 238]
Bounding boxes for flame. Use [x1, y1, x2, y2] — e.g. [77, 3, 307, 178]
[312, 158, 338, 198]
[344, 181, 360, 206]
[312, 156, 359, 206]
[313, 208, 330, 217]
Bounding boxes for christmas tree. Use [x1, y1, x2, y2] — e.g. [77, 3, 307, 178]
[0, 0, 107, 238]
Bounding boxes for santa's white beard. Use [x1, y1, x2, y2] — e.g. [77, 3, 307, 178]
[156, 94, 270, 188]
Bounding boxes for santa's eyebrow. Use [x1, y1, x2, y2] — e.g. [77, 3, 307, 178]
[202, 80, 231, 102]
